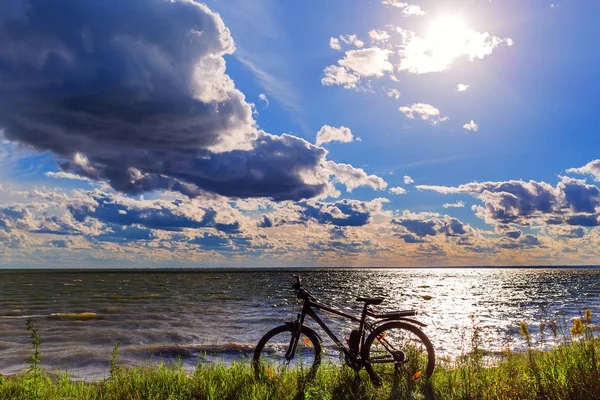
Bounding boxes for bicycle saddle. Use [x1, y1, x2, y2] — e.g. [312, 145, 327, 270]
[356, 297, 384, 305]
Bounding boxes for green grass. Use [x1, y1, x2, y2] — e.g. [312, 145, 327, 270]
[2, 316, 600, 399]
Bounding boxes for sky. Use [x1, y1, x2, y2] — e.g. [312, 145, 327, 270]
[0, 0, 600, 268]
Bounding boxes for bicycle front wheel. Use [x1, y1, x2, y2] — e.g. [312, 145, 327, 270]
[363, 321, 435, 383]
[253, 324, 322, 378]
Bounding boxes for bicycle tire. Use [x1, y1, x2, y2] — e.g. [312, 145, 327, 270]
[253, 324, 322, 377]
[362, 321, 435, 383]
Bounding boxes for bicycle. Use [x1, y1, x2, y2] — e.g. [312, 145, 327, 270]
[253, 275, 435, 385]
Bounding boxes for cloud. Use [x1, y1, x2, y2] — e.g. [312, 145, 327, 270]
[315, 125, 354, 146]
[258, 93, 269, 107]
[389, 187, 407, 195]
[67, 192, 241, 234]
[263, 198, 387, 229]
[329, 37, 341, 50]
[338, 47, 393, 77]
[381, 1, 425, 16]
[567, 160, 600, 181]
[325, 161, 387, 192]
[1, 1, 254, 153]
[392, 211, 471, 240]
[0, 0, 380, 202]
[321, 65, 360, 89]
[557, 227, 586, 239]
[417, 177, 600, 228]
[395, 24, 512, 74]
[457, 84, 470, 92]
[386, 89, 401, 100]
[443, 201, 465, 208]
[399, 103, 448, 124]
[369, 30, 390, 44]
[404, 175, 414, 184]
[505, 230, 522, 239]
[339, 34, 364, 49]
[300, 200, 371, 227]
[463, 120, 479, 132]
[45, 171, 90, 181]
[498, 234, 543, 249]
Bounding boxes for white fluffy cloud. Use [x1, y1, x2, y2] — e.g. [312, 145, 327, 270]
[463, 120, 479, 132]
[322, 47, 393, 90]
[338, 47, 394, 77]
[325, 162, 388, 192]
[404, 175, 414, 184]
[381, 1, 425, 16]
[457, 84, 470, 92]
[567, 160, 600, 182]
[329, 37, 341, 50]
[339, 34, 365, 48]
[258, 93, 269, 107]
[315, 125, 354, 146]
[321, 65, 360, 89]
[386, 89, 401, 99]
[369, 29, 391, 44]
[443, 201, 465, 208]
[395, 23, 512, 74]
[389, 187, 407, 195]
[400, 103, 448, 124]
[45, 171, 91, 181]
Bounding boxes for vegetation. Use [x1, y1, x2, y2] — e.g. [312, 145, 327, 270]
[1, 313, 600, 399]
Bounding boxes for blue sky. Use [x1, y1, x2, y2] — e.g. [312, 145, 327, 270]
[0, 0, 599, 267]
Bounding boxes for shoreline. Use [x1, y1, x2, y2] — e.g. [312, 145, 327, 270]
[2, 265, 600, 273]
[2, 334, 600, 399]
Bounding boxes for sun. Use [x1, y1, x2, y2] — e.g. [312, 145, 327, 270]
[425, 16, 470, 61]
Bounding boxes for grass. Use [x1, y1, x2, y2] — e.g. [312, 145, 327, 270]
[1, 314, 600, 399]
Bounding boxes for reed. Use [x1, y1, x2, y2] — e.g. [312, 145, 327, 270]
[1, 312, 599, 400]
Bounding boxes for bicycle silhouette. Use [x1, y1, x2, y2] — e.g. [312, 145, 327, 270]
[253, 275, 435, 385]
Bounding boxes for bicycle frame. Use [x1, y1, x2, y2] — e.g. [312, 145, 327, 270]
[287, 295, 379, 367]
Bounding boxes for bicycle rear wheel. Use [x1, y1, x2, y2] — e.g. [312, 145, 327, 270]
[363, 321, 435, 384]
[253, 324, 322, 378]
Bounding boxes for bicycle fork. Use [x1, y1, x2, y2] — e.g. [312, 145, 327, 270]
[284, 320, 302, 362]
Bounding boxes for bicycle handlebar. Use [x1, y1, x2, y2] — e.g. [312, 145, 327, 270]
[291, 275, 315, 300]
[291, 275, 302, 290]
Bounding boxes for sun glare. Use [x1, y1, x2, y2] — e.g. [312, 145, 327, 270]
[426, 16, 470, 60]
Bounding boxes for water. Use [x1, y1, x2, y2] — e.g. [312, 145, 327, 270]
[1, 268, 599, 379]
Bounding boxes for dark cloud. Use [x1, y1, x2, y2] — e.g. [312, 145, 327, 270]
[67, 192, 240, 233]
[391, 213, 470, 238]
[559, 178, 600, 213]
[559, 227, 586, 239]
[0, 206, 35, 230]
[0, 0, 368, 201]
[419, 178, 600, 228]
[499, 234, 542, 249]
[397, 234, 424, 243]
[566, 214, 599, 227]
[188, 233, 231, 250]
[48, 239, 71, 249]
[505, 230, 522, 239]
[299, 200, 371, 227]
[395, 219, 437, 237]
[259, 215, 273, 228]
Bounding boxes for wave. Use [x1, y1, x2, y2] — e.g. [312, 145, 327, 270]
[105, 294, 161, 300]
[126, 343, 254, 359]
[0, 314, 46, 319]
[1, 312, 107, 320]
[48, 312, 105, 320]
